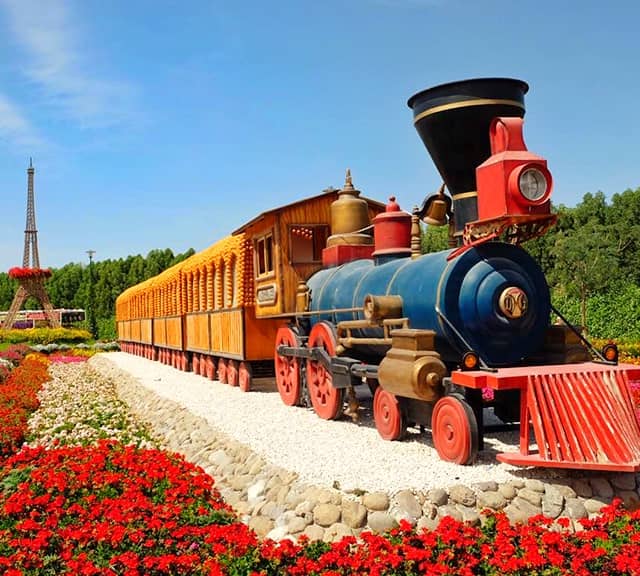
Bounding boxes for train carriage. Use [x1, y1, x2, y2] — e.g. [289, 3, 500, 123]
[116, 187, 385, 390]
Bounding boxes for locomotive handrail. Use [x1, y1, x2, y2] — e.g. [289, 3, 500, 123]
[550, 304, 617, 365]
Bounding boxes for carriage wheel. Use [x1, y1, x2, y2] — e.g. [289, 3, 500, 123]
[192, 353, 200, 374]
[227, 360, 239, 386]
[373, 387, 406, 441]
[205, 356, 215, 379]
[306, 322, 343, 420]
[431, 395, 479, 465]
[275, 326, 302, 406]
[239, 362, 252, 392]
[217, 358, 228, 384]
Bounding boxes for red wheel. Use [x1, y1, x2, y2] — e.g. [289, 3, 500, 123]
[218, 358, 228, 384]
[200, 355, 208, 376]
[239, 362, 252, 392]
[192, 354, 200, 374]
[275, 326, 302, 406]
[227, 360, 238, 386]
[432, 396, 479, 465]
[206, 356, 215, 380]
[373, 387, 406, 441]
[306, 322, 343, 420]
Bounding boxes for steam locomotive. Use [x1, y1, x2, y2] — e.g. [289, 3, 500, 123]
[117, 78, 640, 471]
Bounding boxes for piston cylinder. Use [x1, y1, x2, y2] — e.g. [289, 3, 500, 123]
[377, 329, 446, 402]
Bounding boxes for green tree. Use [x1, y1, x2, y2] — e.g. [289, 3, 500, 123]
[550, 221, 619, 330]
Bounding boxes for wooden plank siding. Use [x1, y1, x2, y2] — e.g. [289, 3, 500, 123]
[140, 319, 153, 344]
[186, 313, 211, 353]
[166, 317, 183, 349]
[210, 309, 244, 359]
[153, 318, 167, 346]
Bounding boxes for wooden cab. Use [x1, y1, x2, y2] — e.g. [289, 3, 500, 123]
[235, 189, 384, 319]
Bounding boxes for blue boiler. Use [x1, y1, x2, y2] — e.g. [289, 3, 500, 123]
[306, 242, 550, 366]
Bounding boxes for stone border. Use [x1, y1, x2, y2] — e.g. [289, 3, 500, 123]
[98, 356, 640, 542]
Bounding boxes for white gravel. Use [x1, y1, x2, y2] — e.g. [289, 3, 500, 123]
[99, 352, 566, 493]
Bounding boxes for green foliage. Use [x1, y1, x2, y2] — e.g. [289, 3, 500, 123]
[420, 224, 449, 253]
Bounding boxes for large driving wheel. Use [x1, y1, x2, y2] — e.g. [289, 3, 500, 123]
[218, 358, 228, 384]
[239, 361, 252, 392]
[227, 360, 238, 386]
[275, 326, 302, 406]
[306, 322, 343, 420]
[431, 395, 479, 465]
[373, 387, 406, 441]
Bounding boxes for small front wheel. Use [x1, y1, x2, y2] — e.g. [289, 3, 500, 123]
[432, 395, 479, 465]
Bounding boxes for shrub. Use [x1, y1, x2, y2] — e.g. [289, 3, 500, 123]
[0, 327, 92, 345]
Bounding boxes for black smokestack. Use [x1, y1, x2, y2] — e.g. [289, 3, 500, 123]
[408, 78, 528, 237]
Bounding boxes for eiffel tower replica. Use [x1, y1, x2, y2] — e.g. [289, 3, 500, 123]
[1, 160, 60, 329]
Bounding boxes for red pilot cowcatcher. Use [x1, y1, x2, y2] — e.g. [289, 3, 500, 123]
[460, 117, 557, 248]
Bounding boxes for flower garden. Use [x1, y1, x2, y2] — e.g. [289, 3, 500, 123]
[0, 346, 640, 574]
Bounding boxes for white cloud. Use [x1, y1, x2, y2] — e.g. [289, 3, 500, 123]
[0, 92, 43, 149]
[0, 0, 135, 128]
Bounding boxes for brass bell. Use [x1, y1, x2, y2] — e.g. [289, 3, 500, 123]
[422, 184, 451, 226]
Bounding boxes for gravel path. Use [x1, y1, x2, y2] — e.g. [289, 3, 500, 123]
[99, 352, 565, 493]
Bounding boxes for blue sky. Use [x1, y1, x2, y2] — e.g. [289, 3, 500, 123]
[0, 0, 638, 271]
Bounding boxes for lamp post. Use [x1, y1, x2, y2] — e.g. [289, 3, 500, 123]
[86, 250, 97, 338]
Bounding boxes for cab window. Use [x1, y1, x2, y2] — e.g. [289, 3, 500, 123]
[255, 233, 274, 277]
[289, 225, 329, 264]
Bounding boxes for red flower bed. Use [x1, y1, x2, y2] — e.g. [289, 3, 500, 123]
[0, 441, 257, 575]
[7, 267, 52, 279]
[0, 355, 49, 457]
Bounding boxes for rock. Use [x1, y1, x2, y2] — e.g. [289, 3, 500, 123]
[427, 488, 449, 507]
[618, 490, 640, 511]
[295, 500, 315, 516]
[498, 484, 517, 500]
[564, 498, 587, 519]
[524, 479, 546, 493]
[208, 449, 233, 468]
[247, 478, 267, 503]
[590, 478, 614, 498]
[474, 481, 498, 492]
[313, 503, 341, 527]
[449, 485, 476, 507]
[504, 496, 542, 525]
[518, 488, 543, 507]
[477, 491, 507, 511]
[302, 524, 325, 541]
[416, 515, 440, 532]
[583, 498, 608, 515]
[362, 492, 390, 511]
[261, 501, 285, 520]
[323, 522, 353, 543]
[341, 500, 368, 529]
[438, 505, 463, 522]
[456, 505, 480, 526]
[542, 486, 564, 519]
[249, 516, 274, 539]
[611, 473, 637, 492]
[507, 479, 525, 490]
[392, 490, 423, 521]
[266, 526, 290, 541]
[367, 511, 398, 533]
[572, 479, 593, 499]
[287, 515, 310, 534]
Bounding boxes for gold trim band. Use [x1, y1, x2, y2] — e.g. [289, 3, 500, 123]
[452, 191, 478, 201]
[413, 98, 524, 124]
